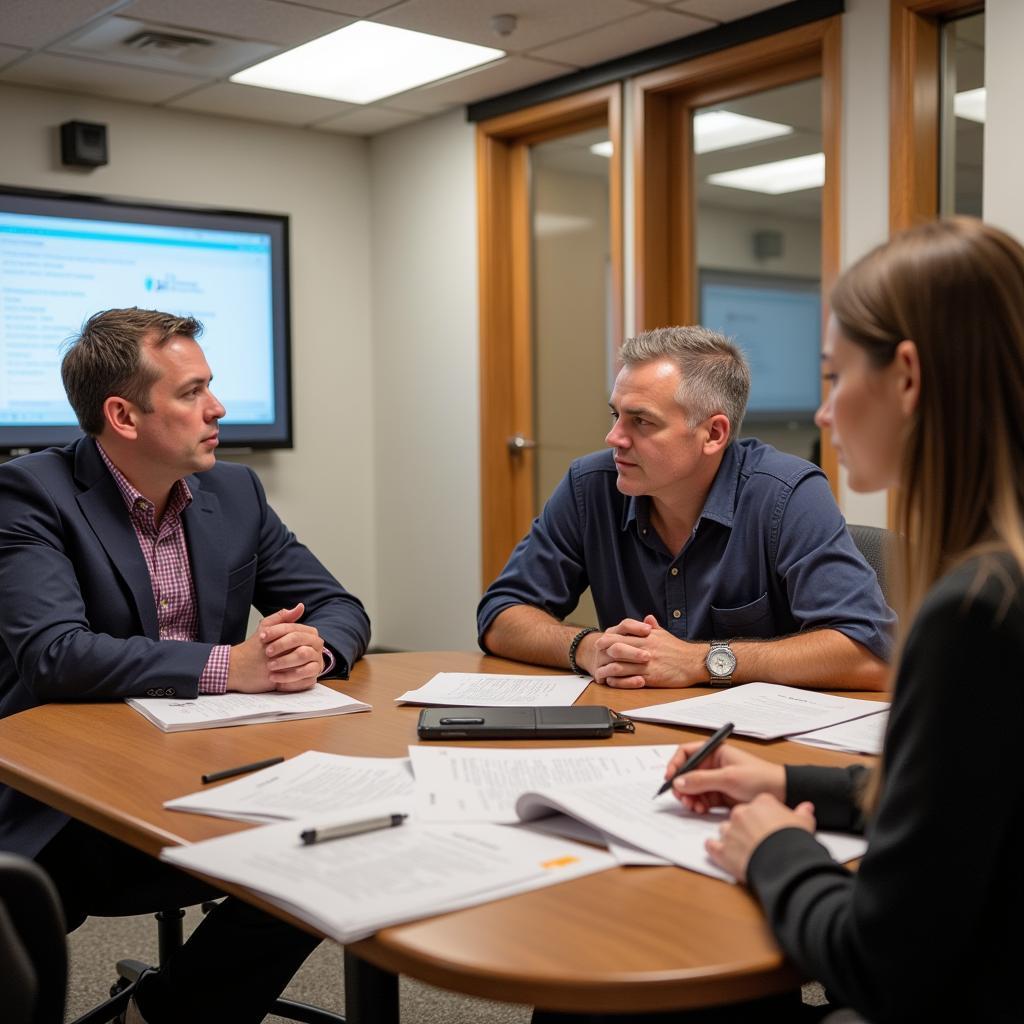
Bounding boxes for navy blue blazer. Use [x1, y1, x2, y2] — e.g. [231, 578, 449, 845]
[0, 437, 370, 856]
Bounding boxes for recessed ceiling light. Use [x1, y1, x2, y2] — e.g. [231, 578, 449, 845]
[707, 152, 825, 194]
[693, 110, 793, 154]
[954, 87, 986, 123]
[589, 141, 613, 158]
[230, 21, 505, 105]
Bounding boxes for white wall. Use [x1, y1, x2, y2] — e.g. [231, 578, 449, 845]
[0, 83, 379, 625]
[368, 110, 481, 651]
[984, 0, 1024, 240]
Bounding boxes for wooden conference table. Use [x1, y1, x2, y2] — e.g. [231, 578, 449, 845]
[0, 652, 880, 1021]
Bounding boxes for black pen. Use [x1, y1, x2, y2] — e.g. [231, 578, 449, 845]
[653, 722, 735, 798]
[201, 756, 284, 784]
[301, 813, 407, 846]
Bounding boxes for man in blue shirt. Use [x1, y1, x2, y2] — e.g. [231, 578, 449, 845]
[478, 326, 893, 690]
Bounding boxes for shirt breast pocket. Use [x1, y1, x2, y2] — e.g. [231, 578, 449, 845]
[710, 592, 773, 638]
[225, 555, 257, 593]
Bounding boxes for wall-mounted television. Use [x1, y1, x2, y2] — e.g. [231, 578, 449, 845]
[0, 185, 291, 453]
[700, 269, 822, 420]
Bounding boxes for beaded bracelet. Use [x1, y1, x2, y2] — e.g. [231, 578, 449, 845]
[567, 626, 600, 676]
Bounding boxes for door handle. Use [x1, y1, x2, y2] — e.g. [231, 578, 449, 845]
[507, 434, 537, 454]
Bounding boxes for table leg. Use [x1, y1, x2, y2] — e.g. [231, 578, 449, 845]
[344, 949, 399, 1024]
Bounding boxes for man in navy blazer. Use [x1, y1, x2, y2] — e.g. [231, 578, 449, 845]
[0, 307, 370, 1023]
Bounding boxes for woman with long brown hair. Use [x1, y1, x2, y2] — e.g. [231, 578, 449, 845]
[664, 216, 1024, 1022]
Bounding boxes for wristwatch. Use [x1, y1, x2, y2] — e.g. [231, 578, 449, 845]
[705, 640, 736, 686]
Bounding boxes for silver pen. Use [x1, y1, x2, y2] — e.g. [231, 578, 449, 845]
[300, 813, 407, 846]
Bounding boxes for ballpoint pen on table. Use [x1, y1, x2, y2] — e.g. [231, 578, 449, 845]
[300, 813, 408, 845]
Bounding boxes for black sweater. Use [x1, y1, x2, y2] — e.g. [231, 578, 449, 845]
[747, 555, 1024, 1023]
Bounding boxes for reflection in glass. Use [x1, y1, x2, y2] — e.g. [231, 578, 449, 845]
[940, 12, 985, 217]
[694, 78, 823, 465]
[530, 128, 613, 625]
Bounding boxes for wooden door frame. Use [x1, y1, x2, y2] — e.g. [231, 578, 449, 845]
[477, 84, 623, 586]
[633, 17, 843, 494]
[890, 0, 983, 232]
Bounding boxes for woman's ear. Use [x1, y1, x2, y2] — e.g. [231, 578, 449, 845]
[893, 339, 920, 419]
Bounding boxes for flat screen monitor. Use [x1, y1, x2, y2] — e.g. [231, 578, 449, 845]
[699, 269, 822, 420]
[0, 186, 291, 453]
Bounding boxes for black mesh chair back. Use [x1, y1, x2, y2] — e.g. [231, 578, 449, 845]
[847, 523, 897, 605]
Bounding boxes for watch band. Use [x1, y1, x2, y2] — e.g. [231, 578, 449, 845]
[568, 627, 599, 676]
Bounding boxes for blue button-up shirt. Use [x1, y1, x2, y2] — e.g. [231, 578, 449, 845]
[478, 439, 894, 661]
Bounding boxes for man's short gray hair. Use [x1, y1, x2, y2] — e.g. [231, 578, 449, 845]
[619, 326, 750, 442]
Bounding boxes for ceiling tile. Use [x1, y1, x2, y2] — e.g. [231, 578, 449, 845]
[0, 45, 30, 71]
[0, 53, 205, 104]
[166, 81, 358, 124]
[121, 0, 352, 48]
[271, 0, 400, 14]
[373, 0, 644, 53]
[672, 0, 781, 21]
[313, 106, 422, 135]
[0, 0, 115, 49]
[530, 10, 712, 66]
[383, 55, 572, 115]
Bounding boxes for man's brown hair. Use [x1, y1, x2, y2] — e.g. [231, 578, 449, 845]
[61, 308, 203, 436]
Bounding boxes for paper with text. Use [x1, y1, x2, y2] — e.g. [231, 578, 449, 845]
[396, 673, 589, 707]
[126, 684, 371, 732]
[410, 744, 678, 823]
[792, 709, 888, 755]
[516, 777, 867, 882]
[625, 683, 889, 740]
[165, 751, 414, 823]
[161, 813, 615, 944]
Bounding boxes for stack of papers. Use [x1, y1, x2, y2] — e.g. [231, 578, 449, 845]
[395, 672, 590, 707]
[625, 682, 888, 740]
[791, 710, 889, 755]
[162, 814, 614, 945]
[126, 684, 371, 732]
[165, 751, 414, 823]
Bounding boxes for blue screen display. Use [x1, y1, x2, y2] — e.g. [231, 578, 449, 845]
[0, 189, 290, 451]
[700, 272, 821, 416]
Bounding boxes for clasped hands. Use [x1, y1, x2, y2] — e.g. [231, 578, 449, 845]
[581, 614, 707, 688]
[663, 741, 815, 882]
[228, 603, 325, 693]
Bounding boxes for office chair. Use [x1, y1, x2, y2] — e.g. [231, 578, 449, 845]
[0, 852, 68, 1024]
[69, 902, 345, 1024]
[847, 523, 897, 604]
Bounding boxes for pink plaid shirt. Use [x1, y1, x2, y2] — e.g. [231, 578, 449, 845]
[96, 442, 230, 694]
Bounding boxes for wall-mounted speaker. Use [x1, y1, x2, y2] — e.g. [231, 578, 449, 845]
[60, 121, 108, 167]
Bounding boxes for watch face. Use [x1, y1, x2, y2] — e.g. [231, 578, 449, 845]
[708, 648, 737, 676]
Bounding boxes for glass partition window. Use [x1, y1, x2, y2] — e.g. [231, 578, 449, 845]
[694, 78, 823, 465]
[940, 11, 985, 217]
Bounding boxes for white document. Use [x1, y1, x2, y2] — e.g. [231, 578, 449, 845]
[626, 683, 889, 740]
[409, 744, 678, 823]
[791, 709, 889, 755]
[515, 778, 868, 882]
[518, 814, 670, 867]
[126, 684, 371, 732]
[161, 813, 615, 945]
[396, 672, 589, 707]
[165, 751, 414, 823]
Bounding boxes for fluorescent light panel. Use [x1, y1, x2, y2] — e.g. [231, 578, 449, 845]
[230, 21, 505, 105]
[693, 110, 793, 154]
[954, 87, 986, 123]
[707, 152, 825, 194]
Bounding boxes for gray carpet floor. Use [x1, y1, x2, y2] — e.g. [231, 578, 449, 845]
[65, 907, 826, 1022]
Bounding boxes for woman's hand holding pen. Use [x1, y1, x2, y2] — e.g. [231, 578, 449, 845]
[665, 741, 786, 814]
[664, 742, 814, 883]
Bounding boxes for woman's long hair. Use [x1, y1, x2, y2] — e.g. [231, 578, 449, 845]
[831, 217, 1024, 620]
